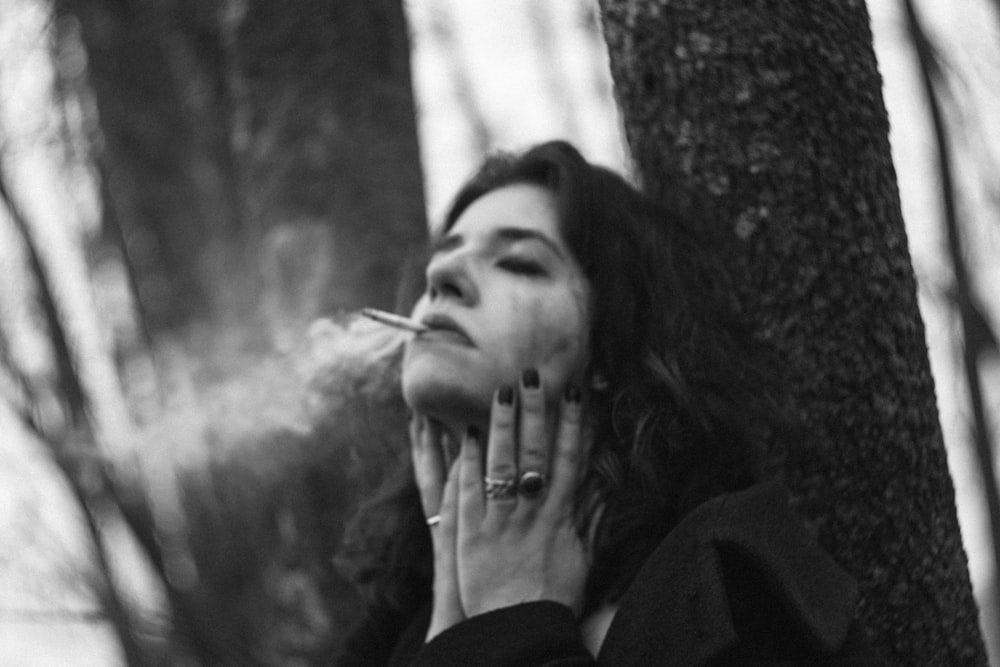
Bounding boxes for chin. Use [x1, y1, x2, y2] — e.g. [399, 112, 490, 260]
[401, 360, 494, 421]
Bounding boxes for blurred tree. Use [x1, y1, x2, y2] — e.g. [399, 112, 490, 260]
[0, 165, 153, 663]
[41, 1, 429, 664]
[599, 0, 988, 664]
[57, 0, 427, 340]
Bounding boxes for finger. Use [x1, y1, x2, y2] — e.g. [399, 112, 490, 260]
[408, 410, 423, 467]
[459, 425, 486, 530]
[516, 368, 548, 502]
[440, 430, 459, 472]
[585, 503, 606, 562]
[484, 385, 518, 515]
[434, 450, 460, 557]
[546, 385, 584, 507]
[427, 453, 462, 638]
[438, 453, 460, 542]
[412, 417, 445, 517]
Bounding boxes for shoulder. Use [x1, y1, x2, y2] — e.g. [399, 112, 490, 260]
[601, 483, 880, 665]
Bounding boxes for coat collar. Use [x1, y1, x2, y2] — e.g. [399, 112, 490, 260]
[600, 482, 859, 666]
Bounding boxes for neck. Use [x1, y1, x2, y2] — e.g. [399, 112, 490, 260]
[428, 405, 563, 465]
[414, 392, 569, 468]
[422, 408, 489, 468]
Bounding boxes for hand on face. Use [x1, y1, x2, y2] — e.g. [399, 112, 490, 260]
[412, 371, 593, 640]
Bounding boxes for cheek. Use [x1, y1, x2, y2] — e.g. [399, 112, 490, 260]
[508, 285, 590, 379]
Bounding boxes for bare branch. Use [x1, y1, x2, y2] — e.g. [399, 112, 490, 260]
[0, 164, 148, 664]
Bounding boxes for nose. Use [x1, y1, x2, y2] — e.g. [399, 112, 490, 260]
[425, 249, 478, 306]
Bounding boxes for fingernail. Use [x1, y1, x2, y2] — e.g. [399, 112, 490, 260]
[466, 425, 480, 442]
[497, 384, 514, 405]
[564, 384, 581, 404]
[522, 368, 540, 389]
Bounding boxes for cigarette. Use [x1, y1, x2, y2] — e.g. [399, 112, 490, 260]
[361, 307, 428, 333]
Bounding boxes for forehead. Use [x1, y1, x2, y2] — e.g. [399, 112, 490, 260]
[449, 183, 562, 240]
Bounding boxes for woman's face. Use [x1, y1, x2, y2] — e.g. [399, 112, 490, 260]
[402, 183, 592, 423]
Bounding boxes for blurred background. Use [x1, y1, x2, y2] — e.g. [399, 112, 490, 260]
[0, 0, 998, 664]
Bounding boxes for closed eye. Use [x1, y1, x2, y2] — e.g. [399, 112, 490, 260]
[497, 258, 547, 276]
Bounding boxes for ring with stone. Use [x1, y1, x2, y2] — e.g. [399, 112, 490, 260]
[484, 476, 518, 500]
[518, 471, 548, 498]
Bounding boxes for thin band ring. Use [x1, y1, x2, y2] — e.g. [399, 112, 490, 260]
[484, 476, 518, 500]
[425, 515, 441, 527]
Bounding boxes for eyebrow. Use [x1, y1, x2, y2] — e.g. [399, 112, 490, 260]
[430, 226, 566, 260]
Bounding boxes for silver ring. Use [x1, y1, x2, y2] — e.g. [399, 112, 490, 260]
[426, 515, 441, 527]
[484, 476, 518, 500]
[518, 471, 547, 498]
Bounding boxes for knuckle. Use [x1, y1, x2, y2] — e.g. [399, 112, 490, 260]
[413, 468, 435, 488]
[488, 462, 517, 478]
[519, 446, 547, 465]
[520, 397, 545, 416]
[491, 413, 515, 434]
[560, 406, 582, 425]
[557, 447, 580, 467]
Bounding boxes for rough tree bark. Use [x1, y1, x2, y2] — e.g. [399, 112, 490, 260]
[598, 1, 987, 664]
[60, 0, 427, 337]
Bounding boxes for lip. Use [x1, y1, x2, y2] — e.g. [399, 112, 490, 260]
[419, 313, 475, 346]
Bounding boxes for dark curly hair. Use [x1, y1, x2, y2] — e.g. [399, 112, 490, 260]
[337, 141, 790, 654]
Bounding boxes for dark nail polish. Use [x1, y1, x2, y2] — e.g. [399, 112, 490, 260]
[522, 368, 540, 388]
[498, 384, 514, 405]
[466, 425, 480, 442]
[564, 384, 581, 403]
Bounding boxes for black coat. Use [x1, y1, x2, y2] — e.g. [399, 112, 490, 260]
[339, 483, 884, 666]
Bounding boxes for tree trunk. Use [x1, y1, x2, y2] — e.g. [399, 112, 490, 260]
[58, 0, 227, 332]
[61, 0, 427, 338]
[229, 0, 428, 326]
[598, 1, 987, 664]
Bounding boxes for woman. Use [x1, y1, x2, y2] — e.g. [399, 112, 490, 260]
[337, 141, 881, 665]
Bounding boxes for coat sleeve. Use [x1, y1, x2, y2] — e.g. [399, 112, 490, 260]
[409, 601, 595, 667]
[336, 597, 417, 667]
